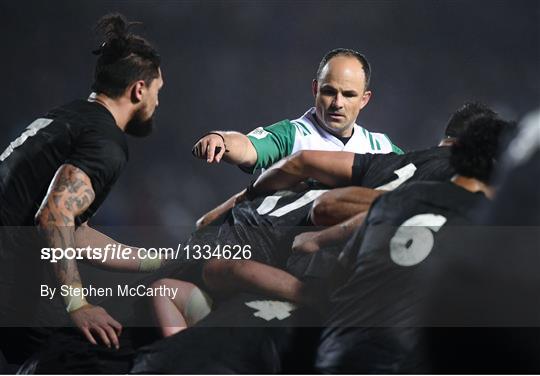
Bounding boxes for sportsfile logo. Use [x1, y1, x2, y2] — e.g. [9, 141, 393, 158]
[40, 244, 174, 264]
[40, 243, 253, 263]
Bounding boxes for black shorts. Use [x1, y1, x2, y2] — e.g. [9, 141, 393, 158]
[316, 326, 426, 373]
[34, 327, 158, 374]
[132, 293, 323, 374]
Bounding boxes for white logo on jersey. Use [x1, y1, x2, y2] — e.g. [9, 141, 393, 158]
[245, 300, 297, 321]
[0, 118, 53, 162]
[390, 214, 447, 266]
[256, 196, 282, 215]
[255, 190, 328, 217]
[248, 127, 270, 140]
[376, 163, 417, 191]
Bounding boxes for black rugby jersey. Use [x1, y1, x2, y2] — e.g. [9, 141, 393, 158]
[352, 146, 453, 189]
[316, 181, 488, 373]
[183, 189, 326, 268]
[0, 100, 128, 225]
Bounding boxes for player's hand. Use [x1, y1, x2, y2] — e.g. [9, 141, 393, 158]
[70, 304, 122, 350]
[233, 188, 248, 205]
[192, 133, 226, 163]
[196, 189, 248, 230]
[292, 231, 321, 253]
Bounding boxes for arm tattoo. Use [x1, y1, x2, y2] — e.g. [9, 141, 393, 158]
[36, 164, 95, 286]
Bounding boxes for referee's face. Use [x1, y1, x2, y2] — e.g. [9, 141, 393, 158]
[313, 56, 371, 137]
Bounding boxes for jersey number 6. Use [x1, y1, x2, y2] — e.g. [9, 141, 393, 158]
[390, 213, 447, 267]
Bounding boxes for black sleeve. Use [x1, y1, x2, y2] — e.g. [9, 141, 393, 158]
[351, 153, 375, 186]
[65, 127, 127, 195]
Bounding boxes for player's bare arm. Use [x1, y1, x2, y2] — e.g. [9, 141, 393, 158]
[194, 148, 355, 229]
[35, 164, 122, 349]
[292, 187, 382, 253]
[74, 223, 164, 272]
[192, 131, 257, 167]
[310, 186, 383, 226]
[247, 150, 356, 197]
[292, 211, 369, 254]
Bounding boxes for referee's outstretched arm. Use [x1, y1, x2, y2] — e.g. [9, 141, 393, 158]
[192, 131, 257, 167]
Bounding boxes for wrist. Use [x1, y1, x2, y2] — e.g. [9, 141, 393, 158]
[312, 232, 325, 249]
[63, 283, 90, 313]
[138, 250, 163, 272]
[206, 131, 225, 144]
[244, 181, 258, 200]
[206, 132, 229, 153]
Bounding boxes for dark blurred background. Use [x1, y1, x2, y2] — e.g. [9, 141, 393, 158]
[1, 0, 539, 227]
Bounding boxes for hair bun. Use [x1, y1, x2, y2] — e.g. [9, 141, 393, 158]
[93, 13, 132, 60]
[97, 13, 129, 40]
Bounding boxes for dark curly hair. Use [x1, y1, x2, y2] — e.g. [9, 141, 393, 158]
[450, 116, 516, 183]
[91, 13, 161, 98]
[444, 102, 498, 139]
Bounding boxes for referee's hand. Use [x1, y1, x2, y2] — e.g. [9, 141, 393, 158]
[70, 304, 122, 350]
[192, 133, 226, 163]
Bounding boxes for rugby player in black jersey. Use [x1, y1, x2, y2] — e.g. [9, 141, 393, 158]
[150, 186, 328, 336]
[314, 115, 515, 373]
[0, 13, 163, 360]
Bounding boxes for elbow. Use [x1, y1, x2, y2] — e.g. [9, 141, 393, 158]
[34, 205, 51, 229]
[34, 202, 73, 229]
[282, 150, 308, 175]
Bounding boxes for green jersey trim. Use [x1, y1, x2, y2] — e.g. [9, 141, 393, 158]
[368, 133, 375, 150]
[244, 119, 296, 173]
[384, 134, 405, 154]
[292, 120, 311, 136]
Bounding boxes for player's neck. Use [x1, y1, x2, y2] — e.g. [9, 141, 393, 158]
[452, 175, 494, 199]
[88, 93, 131, 131]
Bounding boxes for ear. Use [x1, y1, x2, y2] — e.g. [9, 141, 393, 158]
[312, 79, 318, 97]
[359, 90, 372, 110]
[130, 80, 146, 104]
